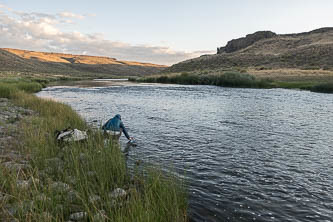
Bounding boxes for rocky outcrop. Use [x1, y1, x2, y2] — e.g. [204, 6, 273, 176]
[167, 27, 333, 73]
[218, 31, 277, 54]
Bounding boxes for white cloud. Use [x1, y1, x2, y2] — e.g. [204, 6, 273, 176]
[0, 4, 12, 11]
[59, 12, 85, 20]
[0, 5, 210, 65]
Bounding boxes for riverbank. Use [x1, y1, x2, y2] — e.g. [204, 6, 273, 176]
[130, 70, 333, 93]
[0, 81, 187, 221]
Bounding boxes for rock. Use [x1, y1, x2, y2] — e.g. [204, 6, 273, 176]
[109, 188, 127, 199]
[218, 31, 277, 53]
[69, 212, 87, 221]
[0, 98, 9, 102]
[89, 194, 101, 204]
[79, 153, 88, 162]
[50, 182, 71, 193]
[66, 190, 81, 203]
[16, 180, 30, 190]
[35, 194, 51, 202]
[45, 157, 63, 167]
[28, 177, 41, 187]
[2, 161, 31, 172]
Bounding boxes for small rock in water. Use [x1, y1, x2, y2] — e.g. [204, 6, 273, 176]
[69, 212, 87, 221]
[109, 188, 127, 199]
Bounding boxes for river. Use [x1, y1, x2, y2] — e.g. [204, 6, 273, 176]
[37, 80, 333, 222]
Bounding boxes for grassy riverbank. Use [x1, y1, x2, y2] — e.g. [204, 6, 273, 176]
[131, 72, 271, 88]
[130, 71, 333, 93]
[0, 80, 187, 221]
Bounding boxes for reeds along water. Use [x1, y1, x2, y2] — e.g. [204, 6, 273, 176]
[137, 72, 271, 88]
[311, 82, 333, 93]
[0, 81, 187, 221]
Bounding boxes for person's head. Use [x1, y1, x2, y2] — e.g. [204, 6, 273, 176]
[115, 114, 121, 120]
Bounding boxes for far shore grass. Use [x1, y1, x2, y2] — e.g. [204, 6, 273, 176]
[0, 80, 188, 221]
[129, 70, 333, 94]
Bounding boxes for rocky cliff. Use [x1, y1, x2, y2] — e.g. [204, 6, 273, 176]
[167, 27, 333, 73]
[217, 31, 277, 53]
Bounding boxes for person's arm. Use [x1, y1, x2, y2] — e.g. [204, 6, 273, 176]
[120, 122, 130, 140]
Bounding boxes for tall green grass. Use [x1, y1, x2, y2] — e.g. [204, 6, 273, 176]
[0, 80, 42, 98]
[0, 82, 187, 221]
[311, 82, 333, 93]
[135, 72, 271, 88]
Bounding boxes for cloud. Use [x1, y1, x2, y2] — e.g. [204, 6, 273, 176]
[0, 5, 211, 65]
[58, 12, 85, 20]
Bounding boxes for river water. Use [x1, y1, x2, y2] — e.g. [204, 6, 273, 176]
[37, 80, 333, 222]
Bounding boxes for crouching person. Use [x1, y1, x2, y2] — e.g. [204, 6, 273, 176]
[102, 114, 133, 141]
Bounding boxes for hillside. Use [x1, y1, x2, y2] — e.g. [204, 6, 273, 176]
[166, 28, 333, 80]
[0, 48, 166, 79]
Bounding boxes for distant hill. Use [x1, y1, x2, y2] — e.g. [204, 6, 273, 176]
[0, 48, 166, 78]
[167, 28, 333, 73]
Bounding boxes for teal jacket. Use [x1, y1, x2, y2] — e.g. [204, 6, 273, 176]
[102, 114, 130, 139]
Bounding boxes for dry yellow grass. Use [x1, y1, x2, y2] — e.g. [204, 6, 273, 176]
[2, 48, 167, 68]
[248, 68, 333, 81]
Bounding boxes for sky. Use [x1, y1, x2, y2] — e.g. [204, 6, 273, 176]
[0, 0, 332, 65]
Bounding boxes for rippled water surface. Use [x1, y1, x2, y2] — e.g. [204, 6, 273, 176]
[37, 81, 333, 222]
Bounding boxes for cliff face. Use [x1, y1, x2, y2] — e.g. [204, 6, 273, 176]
[167, 27, 333, 73]
[217, 31, 277, 54]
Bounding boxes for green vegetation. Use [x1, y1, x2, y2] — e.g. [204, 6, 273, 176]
[0, 81, 187, 221]
[131, 70, 333, 94]
[0, 79, 43, 98]
[311, 82, 333, 93]
[133, 72, 271, 88]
